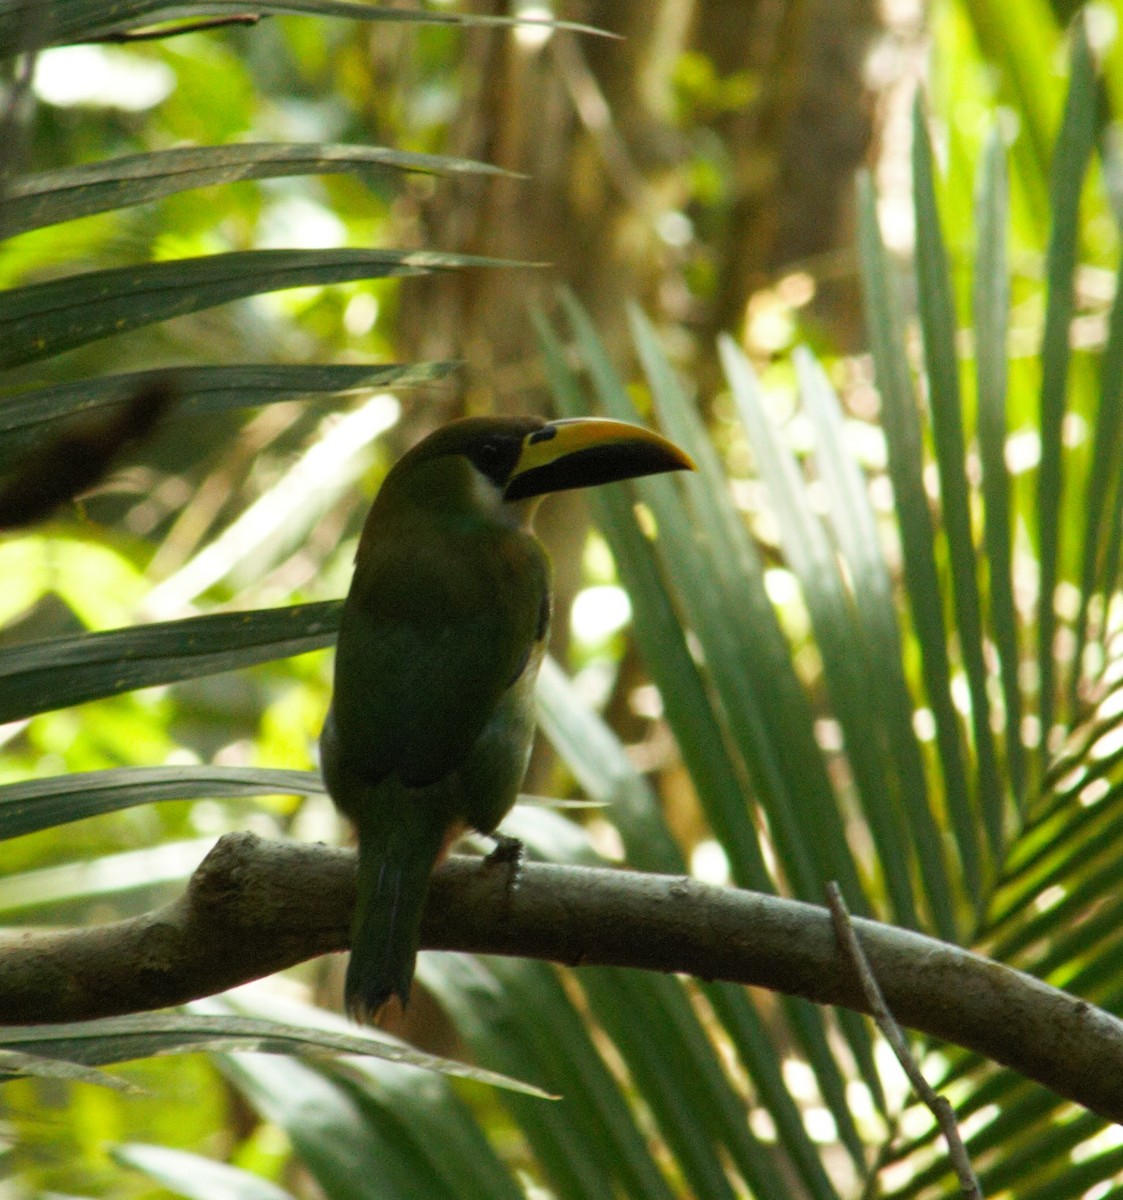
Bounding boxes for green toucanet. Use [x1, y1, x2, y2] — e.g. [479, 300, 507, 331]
[320, 414, 694, 1021]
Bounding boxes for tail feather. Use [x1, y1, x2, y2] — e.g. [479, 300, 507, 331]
[346, 787, 448, 1022]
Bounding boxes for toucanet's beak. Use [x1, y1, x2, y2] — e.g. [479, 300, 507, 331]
[503, 418, 695, 503]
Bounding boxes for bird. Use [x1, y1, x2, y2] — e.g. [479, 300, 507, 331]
[320, 413, 694, 1022]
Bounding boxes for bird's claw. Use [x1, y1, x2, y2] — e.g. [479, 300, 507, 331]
[484, 832, 524, 898]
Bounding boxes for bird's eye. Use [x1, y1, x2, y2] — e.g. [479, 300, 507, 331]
[468, 437, 517, 486]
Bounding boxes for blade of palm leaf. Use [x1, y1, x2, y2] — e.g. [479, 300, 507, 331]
[3, 1010, 536, 1080]
[943, 1084, 1066, 1169]
[508, 800, 835, 1195]
[651, 975, 849, 1200]
[1034, 22, 1098, 751]
[955, 0, 1061, 235]
[796, 348, 958, 940]
[144, 391, 397, 616]
[0, 600, 341, 723]
[112, 1144, 297, 1200]
[1070, 277, 1123, 710]
[1061, 937, 1123, 1002]
[583, 967, 790, 1200]
[988, 849, 1123, 964]
[886, 1074, 1098, 1200]
[1070, 249, 1123, 711]
[977, 1109, 1106, 1199]
[899, 1105, 1105, 1199]
[619, 319, 893, 1126]
[420, 953, 663, 1200]
[219, 1054, 467, 1200]
[536, 319, 868, 1147]
[0, 1049, 137, 1092]
[1, 143, 512, 238]
[212, 993, 534, 1199]
[534, 657, 682, 874]
[560, 293, 859, 908]
[552, 296, 876, 1158]
[856, 171, 982, 899]
[722, 334, 919, 929]
[1021, 686, 1123, 829]
[0, 362, 455, 438]
[0, 765, 323, 840]
[536, 667, 844, 1199]
[0, 248, 527, 370]
[1020, 1146, 1123, 1200]
[988, 743, 1123, 909]
[627, 306, 878, 906]
[900, 1056, 1041, 1140]
[0, 837, 214, 915]
[974, 125, 1028, 809]
[989, 797, 1123, 935]
[913, 97, 1007, 863]
[703, 982, 843, 1200]
[1097, 479, 1123, 673]
[533, 308, 774, 892]
[3, 1, 607, 55]
[1028, 891, 1123, 984]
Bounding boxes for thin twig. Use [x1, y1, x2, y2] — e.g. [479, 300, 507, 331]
[826, 881, 982, 1200]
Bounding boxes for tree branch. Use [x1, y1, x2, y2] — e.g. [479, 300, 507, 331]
[2, 831, 1121, 1124]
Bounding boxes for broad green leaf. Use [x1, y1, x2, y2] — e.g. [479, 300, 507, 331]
[1, 143, 511, 238]
[0, 600, 341, 723]
[113, 1143, 296, 1200]
[0, 248, 525, 370]
[0, 765, 323, 840]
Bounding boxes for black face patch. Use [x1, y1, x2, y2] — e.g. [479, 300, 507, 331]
[464, 433, 525, 489]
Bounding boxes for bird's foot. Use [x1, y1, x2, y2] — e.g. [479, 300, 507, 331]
[484, 832, 524, 898]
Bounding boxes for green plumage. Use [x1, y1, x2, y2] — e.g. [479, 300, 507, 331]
[321, 415, 692, 1021]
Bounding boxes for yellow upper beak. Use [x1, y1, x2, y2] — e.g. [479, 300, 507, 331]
[503, 418, 695, 502]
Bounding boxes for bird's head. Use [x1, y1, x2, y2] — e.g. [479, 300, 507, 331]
[382, 415, 694, 520]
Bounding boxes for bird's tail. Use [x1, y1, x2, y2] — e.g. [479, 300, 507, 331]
[346, 787, 449, 1023]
